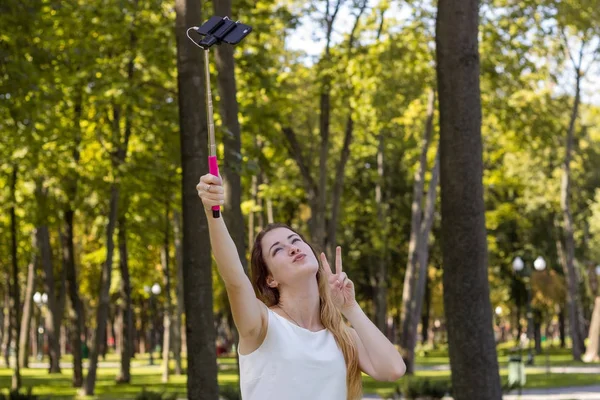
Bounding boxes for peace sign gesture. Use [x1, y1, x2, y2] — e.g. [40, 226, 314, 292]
[320, 246, 357, 312]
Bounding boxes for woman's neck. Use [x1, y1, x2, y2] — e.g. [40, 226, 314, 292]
[276, 277, 322, 330]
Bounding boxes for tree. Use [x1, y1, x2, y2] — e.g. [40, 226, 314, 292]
[10, 165, 21, 390]
[175, 0, 219, 398]
[435, 0, 502, 398]
[399, 88, 438, 374]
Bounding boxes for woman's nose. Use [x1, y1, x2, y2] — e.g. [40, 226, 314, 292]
[289, 246, 299, 255]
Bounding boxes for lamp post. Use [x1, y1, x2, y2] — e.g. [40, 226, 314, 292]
[145, 283, 161, 365]
[512, 255, 546, 365]
[33, 292, 48, 361]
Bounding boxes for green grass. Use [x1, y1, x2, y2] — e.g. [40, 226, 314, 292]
[1, 360, 599, 399]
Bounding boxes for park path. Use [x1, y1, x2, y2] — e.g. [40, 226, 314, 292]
[361, 384, 600, 400]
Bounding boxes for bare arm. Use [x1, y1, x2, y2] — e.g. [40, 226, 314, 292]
[320, 248, 405, 381]
[344, 304, 406, 381]
[198, 174, 267, 341]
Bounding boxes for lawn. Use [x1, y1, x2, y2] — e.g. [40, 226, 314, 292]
[1, 359, 599, 399]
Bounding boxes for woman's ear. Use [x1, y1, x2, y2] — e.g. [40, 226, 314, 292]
[266, 276, 278, 288]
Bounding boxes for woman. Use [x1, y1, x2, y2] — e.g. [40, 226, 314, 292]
[197, 173, 405, 400]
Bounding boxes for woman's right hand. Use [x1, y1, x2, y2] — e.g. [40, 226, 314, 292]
[196, 174, 225, 213]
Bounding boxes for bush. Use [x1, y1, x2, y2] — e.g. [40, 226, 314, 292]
[219, 386, 241, 400]
[401, 378, 452, 400]
[134, 388, 177, 400]
[0, 389, 39, 400]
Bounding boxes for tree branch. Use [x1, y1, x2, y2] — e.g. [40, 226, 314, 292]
[281, 127, 318, 198]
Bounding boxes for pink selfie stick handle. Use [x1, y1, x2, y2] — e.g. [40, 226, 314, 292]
[208, 156, 220, 218]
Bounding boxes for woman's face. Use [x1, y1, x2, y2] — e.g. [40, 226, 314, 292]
[261, 227, 319, 287]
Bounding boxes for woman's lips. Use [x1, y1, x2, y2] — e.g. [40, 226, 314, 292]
[293, 253, 306, 262]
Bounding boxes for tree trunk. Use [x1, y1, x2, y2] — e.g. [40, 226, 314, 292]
[212, 0, 247, 274]
[374, 132, 388, 333]
[84, 2, 137, 390]
[2, 288, 11, 367]
[327, 115, 354, 259]
[172, 210, 184, 375]
[534, 310, 542, 354]
[560, 67, 584, 361]
[175, 0, 219, 398]
[435, 0, 502, 397]
[422, 273, 431, 345]
[10, 165, 22, 390]
[405, 147, 440, 373]
[212, 0, 247, 377]
[18, 237, 37, 369]
[583, 297, 600, 362]
[63, 207, 84, 387]
[399, 88, 435, 366]
[161, 202, 173, 383]
[63, 86, 84, 387]
[248, 175, 258, 246]
[35, 180, 62, 374]
[559, 307, 566, 348]
[116, 214, 132, 384]
[84, 184, 119, 395]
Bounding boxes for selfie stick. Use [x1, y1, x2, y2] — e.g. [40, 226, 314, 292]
[186, 17, 252, 218]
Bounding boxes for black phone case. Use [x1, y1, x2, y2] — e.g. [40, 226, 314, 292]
[222, 23, 252, 45]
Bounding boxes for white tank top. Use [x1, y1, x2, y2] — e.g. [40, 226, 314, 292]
[239, 308, 347, 400]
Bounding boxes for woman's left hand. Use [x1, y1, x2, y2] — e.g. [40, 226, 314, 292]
[321, 246, 357, 312]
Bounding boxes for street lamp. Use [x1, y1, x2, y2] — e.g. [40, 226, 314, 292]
[145, 283, 161, 365]
[513, 255, 545, 365]
[33, 291, 48, 360]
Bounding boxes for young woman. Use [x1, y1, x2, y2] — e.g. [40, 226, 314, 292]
[197, 173, 405, 400]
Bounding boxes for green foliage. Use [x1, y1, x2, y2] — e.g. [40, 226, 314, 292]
[400, 377, 452, 400]
[0, 388, 40, 400]
[219, 386, 242, 400]
[134, 388, 177, 400]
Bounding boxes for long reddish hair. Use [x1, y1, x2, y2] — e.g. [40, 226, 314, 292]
[250, 223, 362, 400]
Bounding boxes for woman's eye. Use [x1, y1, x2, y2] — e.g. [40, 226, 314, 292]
[273, 248, 282, 256]
[292, 238, 301, 244]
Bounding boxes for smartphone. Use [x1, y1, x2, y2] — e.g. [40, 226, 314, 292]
[194, 16, 252, 48]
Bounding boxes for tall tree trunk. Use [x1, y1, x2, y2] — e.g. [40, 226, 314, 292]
[374, 132, 388, 333]
[10, 165, 22, 390]
[0, 301, 3, 361]
[63, 86, 84, 387]
[559, 307, 566, 348]
[212, 0, 247, 378]
[422, 273, 432, 345]
[63, 208, 84, 387]
[534, 310, 542, 354]
[172, 210, 184, 375]
[212, 0, 247, 273]
[161, 202, 173, 383]
[116, 214, 132, 383]
[2, 287, 11, 367]
[435, 0, 502, 397]
[405, 147, 440, 374]
[84, 2, 136, 391]
[560, 61, 584, 361]
[175, 0, 219, 398]
[84, 184, 119, 395]
[327, 115, 353, 259]
[18, 236, 37, 369]
[248, 175, 258, 246]
[35, 180, 62, 374]
[399, 88, 435, 365]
